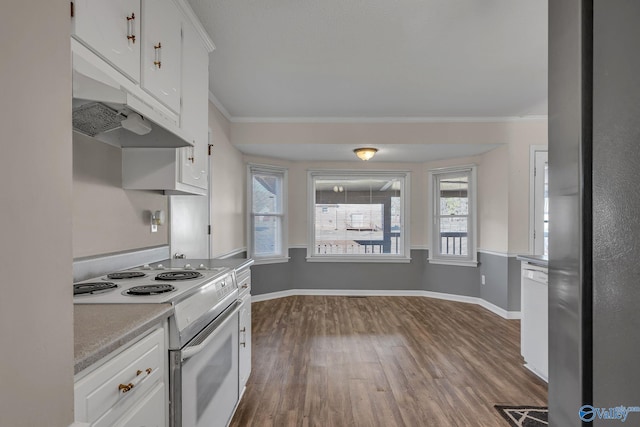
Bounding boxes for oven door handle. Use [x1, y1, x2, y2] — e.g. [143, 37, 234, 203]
[181, 302, 241, 361]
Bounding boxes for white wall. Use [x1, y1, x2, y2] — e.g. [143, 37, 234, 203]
[0, 1, 74, 426]
[478, 145, 510, 253]
[209, 103, 246, 256]
[507, 121, 548, 253]
[73, 133, 169, 257]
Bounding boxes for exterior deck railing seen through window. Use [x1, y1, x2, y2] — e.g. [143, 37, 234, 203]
[439, 231, 468, 255]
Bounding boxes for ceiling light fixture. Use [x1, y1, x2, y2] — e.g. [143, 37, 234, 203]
[353, 147, 378, 161]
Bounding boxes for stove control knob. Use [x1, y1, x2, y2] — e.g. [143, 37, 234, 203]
[198, 264, 207, 270]
[156, 264, 165, 270]
[141, 264, 151, 270]
[184, 264, 192, 270]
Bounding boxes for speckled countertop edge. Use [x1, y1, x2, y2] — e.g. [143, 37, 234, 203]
[74, 303, 173, 374]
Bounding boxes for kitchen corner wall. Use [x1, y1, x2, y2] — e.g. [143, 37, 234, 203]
[208, 103, 245, 257]
[72, 133, 169, 258]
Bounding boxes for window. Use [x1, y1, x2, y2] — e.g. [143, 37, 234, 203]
[531, 149, 548, 256]
[307, 170, 410, 262]
[247, 164, 288, 263]
[428, 166, 477, 266]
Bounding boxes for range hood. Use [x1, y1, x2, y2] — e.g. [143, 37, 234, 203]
[72, 41, 194, 149]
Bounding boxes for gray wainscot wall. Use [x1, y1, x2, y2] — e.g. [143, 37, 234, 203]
[251, 249, 522, 314]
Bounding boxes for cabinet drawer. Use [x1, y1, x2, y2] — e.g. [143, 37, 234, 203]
[237, 269, 251, 297]
[75, 328, 165, 424]
[100, 383, 165, 427]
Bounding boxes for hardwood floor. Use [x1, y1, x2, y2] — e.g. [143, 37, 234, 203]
[230, 296, 547, 426]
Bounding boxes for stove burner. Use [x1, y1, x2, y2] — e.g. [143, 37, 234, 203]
[74, 282, 117, 296]
[126, 284, 176, 296]
[107, 271, 146, 280]
[155, 271, 203, 281]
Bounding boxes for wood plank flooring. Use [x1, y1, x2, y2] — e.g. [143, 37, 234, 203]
[230, 296, 547, 427]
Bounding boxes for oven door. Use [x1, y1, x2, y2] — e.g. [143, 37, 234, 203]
[170, 301, 240, 427]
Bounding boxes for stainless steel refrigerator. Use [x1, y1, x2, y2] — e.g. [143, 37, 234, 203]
[549, 1, 640, 425]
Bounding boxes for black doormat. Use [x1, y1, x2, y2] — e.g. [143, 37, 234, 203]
[494, 405, 548, 427]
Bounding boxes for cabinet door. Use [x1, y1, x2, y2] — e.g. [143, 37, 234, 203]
[141, 0, 182, 113]
[239, 297, 252, 389]
[179, 22, 209, 190]
[113, 383, 166, 427]
[72, 0, 140, 82]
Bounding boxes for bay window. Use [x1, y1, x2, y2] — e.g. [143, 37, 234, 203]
[307, 170, 410, 262]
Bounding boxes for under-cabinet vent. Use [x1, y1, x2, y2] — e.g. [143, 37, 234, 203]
[72, 102, 124, 136]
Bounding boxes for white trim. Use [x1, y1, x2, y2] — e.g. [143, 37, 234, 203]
[477, 298, 522, 319]
[306, 169, 411, 261]
[410, 245, 430, 251]
[230, 115, 549, 124]
[252, 257, 290, 266]
[427, 163, 476, 174]
[524, 363, 548, 383]
[173, 0, 215, 51]
[208, 91, 233, 122]
[216, 247, 247, 259]
[428, 165, 478, 266]
[427, 258, 478, 267]
[247, 164, 289, 261]
[305, 256, 411, 263]
[529, 145, 548, 255]
[477, 249, 515, 258]
[288, 244, 308, 250]
[251, 289, 521, 320]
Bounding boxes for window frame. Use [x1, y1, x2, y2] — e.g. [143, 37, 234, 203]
[247, 163, 289, 264]
[306, 170, 411, 263]
[529, 146, 548, 256]
[428, 165, 478, 267]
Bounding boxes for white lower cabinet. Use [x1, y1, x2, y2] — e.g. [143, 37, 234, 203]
[110, 383, 165, 427]
[238, 269, 252, 393]
[520, 263, 549, 382]
[74, 327, 167, 427]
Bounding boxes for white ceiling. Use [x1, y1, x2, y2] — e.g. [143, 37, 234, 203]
[187, 0, 548, 161]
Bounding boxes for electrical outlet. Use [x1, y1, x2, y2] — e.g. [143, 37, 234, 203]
[481, 274, 486, 285]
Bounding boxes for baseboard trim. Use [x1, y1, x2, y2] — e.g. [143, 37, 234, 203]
[252, 289, 521, 320]
[524, 363, 548, 383]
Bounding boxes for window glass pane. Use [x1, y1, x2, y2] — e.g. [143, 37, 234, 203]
[439, 175, 468, 215]
[253, 215, 282, 256]
[252, 173, 281, 214]
[313, 176, 404, 256]
[439, 217, 468, 256]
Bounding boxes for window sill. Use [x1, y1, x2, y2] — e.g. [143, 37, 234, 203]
[306, 256, 411, 264]
[252, 257, 290, 266]
[428, 258, 478, 267]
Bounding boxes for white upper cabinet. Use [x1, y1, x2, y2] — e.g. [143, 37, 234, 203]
[72, 0, 141, 83]
[140, 0, 182, 113]
[179, 22, 209, 190]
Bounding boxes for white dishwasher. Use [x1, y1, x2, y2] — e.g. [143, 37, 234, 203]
[520, 262, 548, 382]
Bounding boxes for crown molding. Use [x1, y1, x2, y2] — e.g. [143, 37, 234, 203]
[208, 91, 232, 122]
[228, 115, 548, 124]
